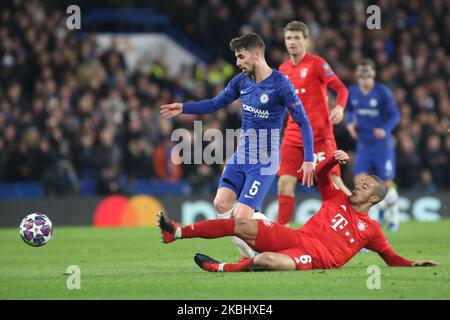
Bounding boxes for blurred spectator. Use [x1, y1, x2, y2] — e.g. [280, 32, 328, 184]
[444, 135, 450, 189]
[0, 0, 449, 196]
[127, 137, 154, 179]
[412, 169, 438, 193]
[396, 133, 421, 189]
[96, 166, 126, 195]
[422, 135, 447, 188]
[153, 137, 183, 182]
[45, 141, 79, 196]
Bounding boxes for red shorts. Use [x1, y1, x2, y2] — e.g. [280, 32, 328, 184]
[278, 139, 341, 179]
[254, 220, 314, 270]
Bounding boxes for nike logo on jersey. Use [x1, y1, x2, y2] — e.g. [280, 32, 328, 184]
[244, 194, 254, 199]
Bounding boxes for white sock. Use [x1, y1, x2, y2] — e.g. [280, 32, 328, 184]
[217, 208, 233, 219]
[385, 187, 399, 225]
[174, 227, 181, 239]
[231, 236, 256, 258]
[252, 211, 270, 221]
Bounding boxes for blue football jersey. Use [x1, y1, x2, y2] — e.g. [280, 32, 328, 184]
[345, 83, 400, 151]
[183, 69, 314, 165]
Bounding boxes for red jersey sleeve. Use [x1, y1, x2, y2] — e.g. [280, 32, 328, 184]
[315, 157, 342, 200]
[315, 57, 348, 107]
[366, 226, 412, 267]
[315, 57, 337, 85]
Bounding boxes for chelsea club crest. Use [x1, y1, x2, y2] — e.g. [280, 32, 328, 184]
[260, 93, 269, 104]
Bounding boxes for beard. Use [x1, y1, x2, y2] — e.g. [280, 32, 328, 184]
[241, 65, 255, 76]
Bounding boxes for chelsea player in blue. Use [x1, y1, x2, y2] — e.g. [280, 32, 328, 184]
[161, 33, 315, 257]
[346, 58, 401, 231]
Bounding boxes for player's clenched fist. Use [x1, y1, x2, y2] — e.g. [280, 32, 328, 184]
[160, 103, 183, 119]
[333, 150, 349, 164]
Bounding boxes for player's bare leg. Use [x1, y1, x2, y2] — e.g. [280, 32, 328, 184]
[253, 252, 296, 271]
[213, 187, 237, 219]
[277, 174, 297, 226]
[194, 251, 296, 272]
[230, 203, 257, 257]
[383, 179, 400, 231]
[331, 175, 352, 196]
[214, 187, 254, 257]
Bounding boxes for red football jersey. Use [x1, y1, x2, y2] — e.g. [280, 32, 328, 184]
[279, 53, 346, 147]
[297, 157, 412, 269]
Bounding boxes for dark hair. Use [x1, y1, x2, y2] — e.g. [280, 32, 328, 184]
[369, 175, 387, 203]
[229, 33, 265, 52]
[356, 58, 376, 71]
[283, 21, 310, 39]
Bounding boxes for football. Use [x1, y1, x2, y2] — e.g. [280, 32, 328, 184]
[19, 213, 53, 247]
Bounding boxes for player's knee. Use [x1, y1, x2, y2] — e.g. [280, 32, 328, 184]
[278, 176, 296, 196]
[213, 197, 232, 214]
[254, 253, 277, 269]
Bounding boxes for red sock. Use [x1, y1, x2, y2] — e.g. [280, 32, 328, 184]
[277, 195, 295, 225]
[181, 219, 234, 239]
[223, 257, 254, 272]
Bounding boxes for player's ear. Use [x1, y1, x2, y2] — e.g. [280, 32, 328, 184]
[253, 49, 261, 60]
[369, 194, 381, 205]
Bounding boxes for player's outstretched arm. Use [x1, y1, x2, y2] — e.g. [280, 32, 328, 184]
[411, 260, 439, 267]
[160, 102, 183, 119]
[367, 228, 438, 267]
[379, 249, 439, 267]
[160, 74, 241, 118]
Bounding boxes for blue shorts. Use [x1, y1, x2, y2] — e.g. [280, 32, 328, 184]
[354, 148, 396, 180]
[218, 162, 276, 211]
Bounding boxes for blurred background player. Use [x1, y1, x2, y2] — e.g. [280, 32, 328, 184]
[277, 21, 350, 226]
[160, 33, 315, 258]
[346, 58, 401, 231]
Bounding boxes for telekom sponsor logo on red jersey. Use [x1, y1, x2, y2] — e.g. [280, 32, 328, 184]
[330, 213, 355, 244]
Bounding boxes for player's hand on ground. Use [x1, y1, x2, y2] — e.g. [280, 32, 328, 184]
[333, 150, 349, 164]
[373, 128, 386, 139]
[411, 260, 439, 267]
[330, 105, 344, 124]
[298, 161, 315, 187]
[160, 103, 183, 119]
[346, 122, 358, 140]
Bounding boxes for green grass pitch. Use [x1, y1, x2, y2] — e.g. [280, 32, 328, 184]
[1, 220, 449, 299]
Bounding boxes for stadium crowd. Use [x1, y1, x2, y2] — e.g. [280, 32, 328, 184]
[0, 0, 449, 196]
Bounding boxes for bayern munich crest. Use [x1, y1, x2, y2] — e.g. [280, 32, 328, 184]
[300, 68, 308, 78]
[263, 220, 273, 227]
[260, 93, 269, 104]
[358, 221, 367, 231]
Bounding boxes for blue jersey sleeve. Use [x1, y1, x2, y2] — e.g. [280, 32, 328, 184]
[380, 86, 400, 133]
[278, 77, 314, 162]
[182, 74, 240, 114]
[345, 87, 356, 124]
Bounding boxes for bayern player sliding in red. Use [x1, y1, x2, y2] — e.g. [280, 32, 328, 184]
[277, 21, 351, 226]
[157, 150, 438, 272]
